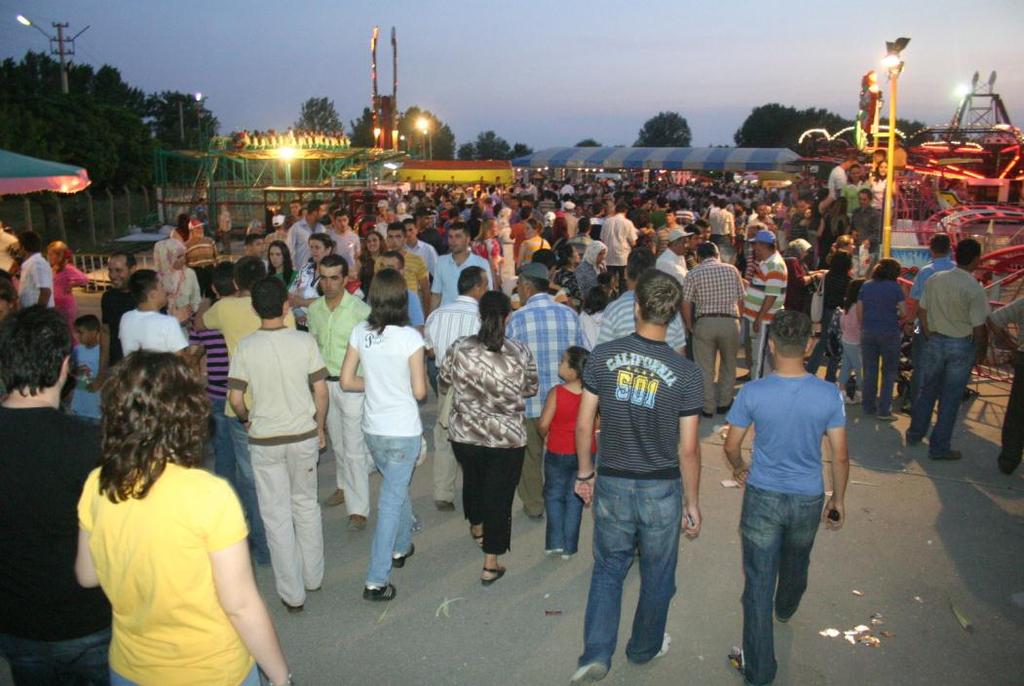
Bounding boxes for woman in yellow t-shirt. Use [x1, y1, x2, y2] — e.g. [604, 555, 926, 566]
[74, 352, 291, 686]
[518, 218, 551, 268]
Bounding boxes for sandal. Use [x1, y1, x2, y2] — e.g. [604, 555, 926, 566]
[480, 566, 506, 586]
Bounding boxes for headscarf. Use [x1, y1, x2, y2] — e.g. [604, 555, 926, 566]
[154, 238, 186, 298]
[582, 240, 608, 269]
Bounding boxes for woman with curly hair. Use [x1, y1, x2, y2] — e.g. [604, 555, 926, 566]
[74, 352, 291, 686]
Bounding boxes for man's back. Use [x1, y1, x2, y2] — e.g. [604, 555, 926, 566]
[597, 290, 687, 349]
[600, 215, 636, 266]
[425, 296, 481, 365]
[584, 333, 703, 478]
[507, 294, 581, 417]
[0, 407, 110, 641]
[726, 374, 845, 495]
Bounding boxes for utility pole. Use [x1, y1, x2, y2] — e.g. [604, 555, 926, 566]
[17, 16, 90, 94]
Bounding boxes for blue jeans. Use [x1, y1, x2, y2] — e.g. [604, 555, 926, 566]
[0, 626, 111, 685]
[364, 433, 420, 588]
[908, 334, 976, 456]
[210, 398, 237, 490]
[227, 419, 270, 564]
[861, 329, 901, 415]
[543, 451, 584, 554]
[906, 330, 927, 408]
[111, 664, 259, 685]
[740, 484, 825, 686]
[839, 342, 862, 388]
[579, 476, 681, 670]
[805, 308, 839, 382]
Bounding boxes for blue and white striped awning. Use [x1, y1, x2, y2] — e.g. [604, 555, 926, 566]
[510, 146, 801, 172]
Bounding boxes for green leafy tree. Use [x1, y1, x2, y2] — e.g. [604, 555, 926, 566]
[348, 107, 375, 147]
[396, 106, 455, 160]
[456, 142, 476, 160]
[575, 138, 601, 147]
[472, 131, 512, 160]
[733, 104, 849, 148]
[145, 91, 220, 149]
[635, 112, 692, 147]
[510, 142, 533, 159]
[295, 96, 342, 131]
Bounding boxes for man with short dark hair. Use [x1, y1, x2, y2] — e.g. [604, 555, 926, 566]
[288, 200, 327, 271]
[907, 238, 990, 461]
[682, 241, 746, 417]
[229, 277, 328, 612]
[723, 309, 849, 686]
[308, 254, 373, 527]
[379, 250, 426, 331]
[329, 210, 361, 271]
[243, 232, 266, 261]
[425, 265, 487, 510]
[431, 224, 492, 310]
[382, 222, 431, 316]
[0, 307, 111, 681]
[15, 230, 53, 309]
[507, 262, 583, 518]
[571, 270, 704, 684]
[597, 250, 687, 351]
[903, 233, 955, 411]
[100, 251, 137, 375]
[403, 216, 438, 278]
[850, 188, 882, 272]
[599, 201, 637, 281]
[119, 269, 189, 354]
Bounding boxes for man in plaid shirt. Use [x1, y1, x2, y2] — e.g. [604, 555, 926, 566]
[507, 261, 583, 518]
[681, 242, 747, 417]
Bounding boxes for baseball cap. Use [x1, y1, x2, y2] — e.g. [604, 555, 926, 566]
[667, 228, 693, 243]
[188, 218, 204, 230]
[562, 200, 576, 211]
[271, 214, 285, 227]
[753, 229, 776, 245]
[520, 262, 550, 281]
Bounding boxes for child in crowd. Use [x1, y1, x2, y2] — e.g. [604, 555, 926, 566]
[838, 278, 865, 404]
[70, 314, 102, 422]
[538, 346, 593, 559]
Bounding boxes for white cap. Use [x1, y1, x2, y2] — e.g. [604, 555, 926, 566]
[562, 201, 576, 211]
[271, 214, 285, 227]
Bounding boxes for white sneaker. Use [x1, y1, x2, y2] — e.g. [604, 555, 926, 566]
[545, 548, 564, 556]
[570, 662, 608, 684]
[655, 633, 672, 659]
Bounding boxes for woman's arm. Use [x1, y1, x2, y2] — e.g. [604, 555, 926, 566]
[409, 347, 427, 402]
[210, 540, 290, 685]
[537, 386, 558, 439]
[74, 528, 100, 588]
[339, 344, 365, 392]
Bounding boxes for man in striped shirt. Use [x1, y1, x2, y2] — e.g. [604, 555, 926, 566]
[425, 266, 486, 510]
[189, 264, 236, 490]
[597, 250, 687, 352]
[742, 230, 787, 380]
[507, 262, 583, 518]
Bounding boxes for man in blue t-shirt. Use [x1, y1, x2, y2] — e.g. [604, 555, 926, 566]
[571, 270, 704, 684]
[723, 309, 849, 686]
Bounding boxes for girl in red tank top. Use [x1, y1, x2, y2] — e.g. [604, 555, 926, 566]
[538, 346, 595, 558]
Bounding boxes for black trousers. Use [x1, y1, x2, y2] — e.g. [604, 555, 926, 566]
[1001, 356, 1024, 468]
[451, 441, 525, 555]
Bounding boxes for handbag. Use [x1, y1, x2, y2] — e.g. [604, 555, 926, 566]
[810, 277, 825, 323]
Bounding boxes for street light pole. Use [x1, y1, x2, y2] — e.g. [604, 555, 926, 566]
[880, 37, 909, 259]
[16, 15, 89, 95]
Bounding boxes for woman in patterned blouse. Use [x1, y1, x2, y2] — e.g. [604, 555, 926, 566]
[439, 291, 538, 585]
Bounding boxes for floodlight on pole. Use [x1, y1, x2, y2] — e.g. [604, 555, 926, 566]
[194, 92, 203, 102]
[954, 83, 971, 99]
[880, 36, 909, 259]
[16, 14, 31, 26]
[373, 127, 382, 147]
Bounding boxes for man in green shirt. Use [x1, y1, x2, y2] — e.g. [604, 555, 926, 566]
[907, 238, 990, 461]
[308, 254, 372, 529]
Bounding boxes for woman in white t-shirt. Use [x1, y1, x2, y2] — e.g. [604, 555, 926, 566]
[340, 268, 427, 602]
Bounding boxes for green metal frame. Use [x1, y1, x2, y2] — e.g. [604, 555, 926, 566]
[154, 146, 405, 227]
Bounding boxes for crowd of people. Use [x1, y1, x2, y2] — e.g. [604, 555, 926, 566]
[0, 159, 1021, 686]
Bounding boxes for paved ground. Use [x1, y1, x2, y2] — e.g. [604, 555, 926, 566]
[3, 293, 1022, 685]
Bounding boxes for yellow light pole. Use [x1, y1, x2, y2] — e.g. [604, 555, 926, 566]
[880, 37, 909, 259]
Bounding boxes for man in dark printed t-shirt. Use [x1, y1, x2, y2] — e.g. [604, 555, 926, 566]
[570, 269, 704, 684]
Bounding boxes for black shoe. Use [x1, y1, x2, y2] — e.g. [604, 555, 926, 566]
[363, 583, 397, 602]
[717, 403, 733, 414]
[700, 411, 714, 419]
[281, 599, 303, 613]
[391, 543, 415, 568]
[434, 500, 455, 511]
[997, 453, 1020, 475]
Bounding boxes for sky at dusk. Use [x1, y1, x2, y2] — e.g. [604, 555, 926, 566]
[2, 0, 1023, 149]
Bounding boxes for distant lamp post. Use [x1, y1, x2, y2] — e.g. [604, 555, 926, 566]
[372, 127, 382, 148]
[880, 37, 909, 259]
[16, 14, 89, 94]
[416, 117, 432, 160]
[193, 92, 206, 148]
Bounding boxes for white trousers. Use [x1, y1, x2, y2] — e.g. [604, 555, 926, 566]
[750, 321, 774, 380]
[251, 437, 324, 607]
[326, 384, 372, 516]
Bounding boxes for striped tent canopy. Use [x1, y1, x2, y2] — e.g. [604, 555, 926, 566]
[510, 146, 800, 172]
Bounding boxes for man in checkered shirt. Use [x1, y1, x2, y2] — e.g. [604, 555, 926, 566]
[681, 242, 747, 417]
[506, 261, 583, 519]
